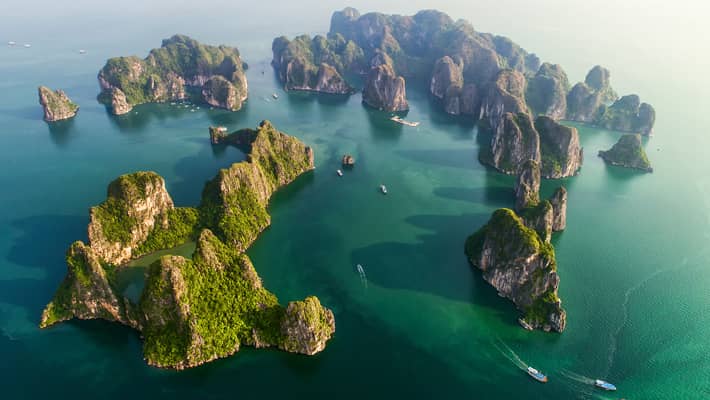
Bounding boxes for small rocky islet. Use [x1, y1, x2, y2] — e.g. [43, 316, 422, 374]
[37, 86, 79, 122]
[40, 121, 334, 369]
[599, 133, 653, 172]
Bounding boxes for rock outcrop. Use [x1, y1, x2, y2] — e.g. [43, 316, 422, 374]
[479, 69, 528, 135]
[271, 34, 364, 94]
[535, 116, 583, 178]
[279, 296, 336, 355]
[465, 208, 566, 332]
[362, 63, 408, 112]
[595, 95, 656, 135]
[40, 121, 334, 368]
[566, 66, 618, 122]
[87, 172, 175, 266]
[430, 56, 466, 113]
[97, 35, 248, 112]
[515, 159, 541, 211]
[549, 187, 567, 231]
[526, 63, 569, 120]
[598, 134, 653, 172]
[480, 112, 540, 174]
[37, 86, 79, 122]
[39, 241, 139, 329]
[342, 154, 355, 166]
[199, 120, 315, 250]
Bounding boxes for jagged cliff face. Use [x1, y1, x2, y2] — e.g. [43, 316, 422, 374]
[98, 35, 248, 113]
[362, 63, 409, 112]
[430, 56, 464, 98]
[479, 70, 528, 129]
[201, 75, 248, 111]
[526, 63, 570, 120]
[482, 112, 541, 175]
[39, 242, 139, 329]
[98, 87, 133, 115]
[271, 34, 363, 94]
[596, 95, 656, 135]
[465, 209, 566, 332]
[535, 116, 583, 179]
[598, 133, 653, 172]
[41, 122, 335, 368]
[279, 296, 336, 355]
[38, 86, 79, 122]
[566, 65, 618, 122]
[88, 172, 174, 266]
[549, 187, 567, 231]
[515, 159, 541, 211]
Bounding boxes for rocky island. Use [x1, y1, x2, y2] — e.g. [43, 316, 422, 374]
[466, 159, 568, 332]
[97, 35, 248, 115]
[277, 8, 655, 175]
[598, 134, 653, 172]
[38, 86, 79, 122]
[40, 121, 334, 369]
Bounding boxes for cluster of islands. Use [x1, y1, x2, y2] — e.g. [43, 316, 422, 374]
[39, 8, 656, 369]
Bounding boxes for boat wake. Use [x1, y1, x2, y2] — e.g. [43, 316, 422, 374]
[494, 339, 527, 371]
[356, 264, 368, 289]
[560, 369, 595, 385]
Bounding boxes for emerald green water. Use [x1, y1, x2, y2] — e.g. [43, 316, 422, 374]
[1, 2, 708, 399]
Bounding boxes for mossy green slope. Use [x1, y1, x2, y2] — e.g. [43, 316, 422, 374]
[465, 208, 566, 332]
[40, 121, 333, 368]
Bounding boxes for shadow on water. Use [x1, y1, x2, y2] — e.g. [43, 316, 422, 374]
[349, 211, 521, 318]
[424, 96, 478, 140]
[396, 148, 480, 170]
[602, 162, 650, 181]
[170, 144, 247, 206]
[433, 186, 512, 207]
[104, 102, 207, 133]
[364, 107, 404, 142]
[7, 215, 88, 272]
[205, 102, 252, 127]
[46, 118, 77, 147]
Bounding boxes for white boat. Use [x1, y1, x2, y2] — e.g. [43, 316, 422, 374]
[526, 367, 548, 383]
[390, 115, 420, 127]
[7, 41, 16, 46]
[272, 93, 279, 99]
[380, 184, 387, 194]
[336, 169, 343, 176]
[594, 379, 617, 391]
[23, 44, 31, 48]
[79, 49, 86, 54]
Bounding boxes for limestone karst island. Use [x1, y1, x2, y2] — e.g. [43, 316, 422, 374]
[6, 1, 706, 399]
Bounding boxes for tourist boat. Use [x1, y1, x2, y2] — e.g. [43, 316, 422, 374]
[79, 49, 86, 54]
[594, 379, 617, 391]
[336, 169, 343, 176]
[380, 184, 387, 194]
[390, 115, 420, 127]
[272, 93, 279, 99]
[23, 44, 31, 48]
[526, 367, 548, 383]
[7, 41, 16, 46]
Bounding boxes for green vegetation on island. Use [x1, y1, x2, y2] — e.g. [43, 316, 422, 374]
[38, 86, 79, 122]
[40, 121, 334, 369]
[98, 35, 248, 114]
[598, 133, 653, 172]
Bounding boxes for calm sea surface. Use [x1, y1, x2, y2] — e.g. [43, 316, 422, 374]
[0, 2, 708, 399]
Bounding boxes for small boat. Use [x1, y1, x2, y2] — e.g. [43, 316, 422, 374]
[380, 184, 387, 194]
[23, 44, 31, 48]
[356, 264, 364, 275]
[7, 41, 16, 46]
[78, 49, 86, 54]
[390, 115, 420, 127]
[336, 169, 343, 176]
[272, 93, 279, 99]
[594, 379, 617, 391]
[526, 367, 548, 383]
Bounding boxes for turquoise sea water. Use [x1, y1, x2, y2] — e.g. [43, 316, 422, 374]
[1, 2, 708, 399]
